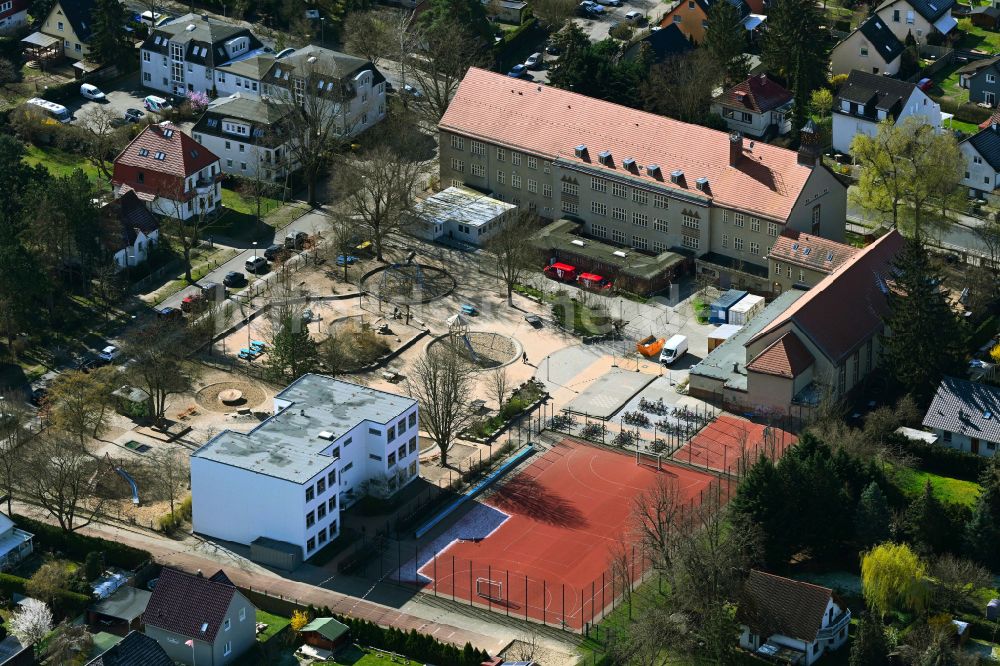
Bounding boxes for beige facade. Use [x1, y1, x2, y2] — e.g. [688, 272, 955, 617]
[438, 131, 846, 293]
[830, 30, 900, 77]
[146, 593, 255, 665]
[875, 0, 936, 44]
[42, 1, 90, 61]
[768, 261, 830, 293]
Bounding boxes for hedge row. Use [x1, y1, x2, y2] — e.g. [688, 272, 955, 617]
[13, 515, 151, 570]
[899, 437, 986, 481]
[0, 572, 90, 619]
[939, 98, 992, 126]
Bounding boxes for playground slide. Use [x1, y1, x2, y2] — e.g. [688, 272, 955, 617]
[461, 334, 479, 364]
[114, 467, 140, 506]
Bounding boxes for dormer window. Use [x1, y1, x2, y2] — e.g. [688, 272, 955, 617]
[223, 121, 250, 136]
[138, 148, 149, 156]
[154, 151, 166, 160]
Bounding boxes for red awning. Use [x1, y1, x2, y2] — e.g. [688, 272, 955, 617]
[550, 262, 576, 272]
[578, 273, 604, 282]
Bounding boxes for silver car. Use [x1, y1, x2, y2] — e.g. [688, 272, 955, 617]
[525, 52, 543, 70]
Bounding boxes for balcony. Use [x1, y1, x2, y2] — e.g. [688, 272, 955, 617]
[816, 609, 851, 641]
[194, 177, 215, 195]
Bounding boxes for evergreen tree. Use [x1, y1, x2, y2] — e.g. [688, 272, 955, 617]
[905, 480, 950, 555]
[881, 237, 965, 402]
[760, 0, 827, 135]
[978, 453, 1000, 519]
[89, 0, 130, 64]
[264, 316, 320, 384]
[963, 495, 998, 567]
[850, 613, 889, 666]
[419, 0, 494, 43]
[704, 0, 749, 85]
[855, 482, 892, 549]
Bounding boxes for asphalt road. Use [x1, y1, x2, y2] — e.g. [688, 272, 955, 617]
[846, 199, 992, 257]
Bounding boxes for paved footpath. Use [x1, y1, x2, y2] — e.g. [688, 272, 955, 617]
[15, 502, 509, 654]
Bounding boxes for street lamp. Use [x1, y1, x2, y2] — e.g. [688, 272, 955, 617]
[320, 17, 326, 43]
[252, 241, 257, 262]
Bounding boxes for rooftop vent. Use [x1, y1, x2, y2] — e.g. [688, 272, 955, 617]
[574, 144, 588, 159]
[186, 23, 196, 31]
[318, 431, 334, 440]
[307, 56, 317, 63]
[803, 247, 812, 256]
[200, 622, 209, 633]
[613, 250, 628, 258]
[571, 239, 586, 247]
[792, 242, 799, 251]
[598, 150, 613, 166]
[695, 177, 709, 191]
[670, 169, 684, 184]
[986, 411, 993, 420]
[826, 251, 834, 262]
[623, 157, 637, 171]
[646, 164, 661, 178]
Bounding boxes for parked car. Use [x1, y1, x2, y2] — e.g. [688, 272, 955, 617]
[625, 10, 643, 21]
[524, 314, 543, 328]
[29, 387, 47, 407]
[98, 345, 121, 363]
[263, 243, 284, 261]
[124, 108, 144, 123]
[594, 0, 623, 6]
[336, 255, 358, 266]
[401, 84, 422, 98]
[143, 95, 171, 113]
[507, 64, 528, 78]
[917, 77, 933, 92]
[245, 256, 268, 274]
[181, 293, 206, 313]
[200, 282, 225, 300]
[284, 231, 308, 249]
[80, 83, 106, 101]
[577, 2, 595, 16]
[157, 306, 183, 321]
[545, 42, 561, 55]
[223, 271, 246, 287]
[588, 3, 606, 14]
[525, 53, 543, 70]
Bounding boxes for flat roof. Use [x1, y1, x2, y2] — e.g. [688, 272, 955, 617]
[531, 218, 686, 280]
[411, 186, 515, 228]
[89, 586, 151, 622]
[192, 374, 416, 483]
[689, 290, 804, 392]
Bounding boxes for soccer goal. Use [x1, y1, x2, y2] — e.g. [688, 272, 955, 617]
[636, 450, 661, 471]
[475, 577, 503, 601]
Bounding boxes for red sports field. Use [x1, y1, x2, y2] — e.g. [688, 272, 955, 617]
[415, 438, 716, 629]
[671, 414, 796, 475]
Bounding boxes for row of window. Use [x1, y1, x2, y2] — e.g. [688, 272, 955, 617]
[721, 235, 761, 256]
[305, 518, 338, 553]
[773, 262, 807, 284]
[591, 224, 693, 253]
[305, 468, 339, 503]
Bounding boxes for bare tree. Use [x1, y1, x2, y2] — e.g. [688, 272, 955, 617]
[609, 538, 635, 615]
[336, 143, 425, 262]
[505, 629, 540, 662]
[531, 0, 578, 29]
[407, 343, 475, 468]
[150, 447, 188, 515]
[324, 210, 360, 283]
[46, 366, 117, 448]
[344, 9, 396, 65]
[642, 50, 723, 124]
[19, 435, 103, 532]
[408, 19, 489, 121]
[74, 105, 132, 183]
[486, 365, 510, 410]
[487, 211, 537, 306]
[123, 318, 197, 426]
[630, 476, 685, 573]
[163, 184, 212, 284]
[43, 622, 93, 665]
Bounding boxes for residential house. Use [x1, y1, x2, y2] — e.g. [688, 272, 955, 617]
[874, 0, 958, 44]
[971, 5, 1000, 29]
[438, 68, 847, 295]
[259, 45, 388, 138]
[112, 123, 223, 221]
[139, 13, 265, 97]
[738, 570, 850, 665]
[484, 0, 527, 24]
[300, 618, 351, 652]
[86, 630, 173, 666]
[0, 635, 32, 666]
[143, 568, 255, 665]
[191, 375, 420, 562]
[922, 376, 1000, 456]
[213, 53, 274, 99]
[766, 229, 858, 293]
[829, 16, 904, 77]
[832, 70, 941, 154]
[960, 122, 1000, 200]
[957, 56, 1000, 107]
[100, 190, 160, 271]
[711, 74, 793, 139]
[191, 94, 291, 181]
[658, 0, 750, 44]
[36, 0, 96, 61]
[0, 0, 28, 35]
[689, 230, 904, 414]
[0, 514, 32, 572]
[409, 186, 517, 245]
[624, 23, 692, 63]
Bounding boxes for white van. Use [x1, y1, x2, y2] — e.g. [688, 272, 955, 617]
[659, 334, 688, 365]
[25, 98, 71, 123]
[143, 95, 171, 113]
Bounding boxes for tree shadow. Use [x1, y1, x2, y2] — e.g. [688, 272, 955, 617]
[490, 476, 588, 528]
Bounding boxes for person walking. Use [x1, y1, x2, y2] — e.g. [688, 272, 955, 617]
[522, 352, 528, 364]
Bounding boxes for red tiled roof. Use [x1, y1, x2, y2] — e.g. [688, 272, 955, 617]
[746, 331, 815, 378]
[750, 230, 904, 364]
[142, 567, 238, 643]
[440, 68, 820, 222]
[114, 123, 219, 179]
[979, 109, 1000, 130]
[737, 570, 836, 642]
[768, 229, 858, 274]
[717, 74, 793, 114]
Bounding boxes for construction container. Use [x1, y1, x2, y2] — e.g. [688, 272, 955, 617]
[727, 294, 765, 325]
[707, 324, 742, 353]
[709, 289, 747, 324]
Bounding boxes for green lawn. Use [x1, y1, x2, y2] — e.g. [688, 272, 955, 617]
[891, 466, 981, 506]
[316, 644, 420, 666]
[256, 609, 291, 643]
[957, 18, 1000, 52]
[24, 144, 103, 181]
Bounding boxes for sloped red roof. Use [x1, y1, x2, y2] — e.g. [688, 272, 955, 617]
[768, 229, 858, 274]
[440, 68, 820, 222]
[750, 230, 904, 364]
[746, 331, 815, 378]
[717, 74, 793, 114]
[114, 123, 219, 179]
[142, 568, 238, 643]
[737, 570, 836, 642]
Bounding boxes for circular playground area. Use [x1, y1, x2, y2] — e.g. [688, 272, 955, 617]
[427, 332, 520, 369]
[195, 381, 267, 413]
[360, 262, 456, 305]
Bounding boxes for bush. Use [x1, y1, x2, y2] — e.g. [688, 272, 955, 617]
[337, 616, 492, 666]
[0, 573, 26, 597]
[12, 515, 150, 570]
[898, 436, 986, 481]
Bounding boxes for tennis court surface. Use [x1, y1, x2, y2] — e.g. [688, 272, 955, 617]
[670, 414, 796, 475]
[408, 438, 716, 629]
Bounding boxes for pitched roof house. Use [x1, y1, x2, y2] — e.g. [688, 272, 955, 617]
[711, 74, 794, 139]
[959, 122, 1000, 199]
[832, 70, 941, 153]
[86, 631, 173, 666]
[191, 94, 291, 181]
[624, 23, 692, 63]
[101, 190, 160, 271]
[922, 376, 1000, 456]
[143, 568, 256, 666]
[830, 16, 904, 78]
[957, 56, 1000, 108]
[658, 0, 751, 44]
[0, 0, 28, 35]
[873, 0, 958, 44]
[738, 570, 851, 665]
[36, 0, 97, 61]
[766, 229, 859, 292]
[112, 123, 222, 221]
[0, 515, 32, 573]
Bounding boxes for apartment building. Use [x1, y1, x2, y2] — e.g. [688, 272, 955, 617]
[439, 68, 847, 294]
[191, 375, 419, 563]
[191, 94, 291, 182]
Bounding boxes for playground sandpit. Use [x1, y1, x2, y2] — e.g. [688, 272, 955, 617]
[360, 263, 456, 305]
[196, 381, 267, 413]
[427, 332, 520, 369]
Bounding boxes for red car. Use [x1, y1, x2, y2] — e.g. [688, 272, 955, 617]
[917, 78, 933, 92]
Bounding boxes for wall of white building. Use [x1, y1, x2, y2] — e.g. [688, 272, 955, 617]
[932, 428, 1000, 457]
[832, 90, 941, 154]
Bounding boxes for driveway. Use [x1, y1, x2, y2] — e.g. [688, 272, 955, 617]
[69, 73, 152, 126]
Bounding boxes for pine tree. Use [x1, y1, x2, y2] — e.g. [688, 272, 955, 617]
[703, 0, 749, 85]
[89, 0, 130, 64]
[963, 495, 998, 567]
[881, 237, 966, 402]
[855, 482, 892, 549]
[905, 480, 950, 555]
[850, 613, 889, 666]
[761, 0, 827, 135]
[264, 316, 320, 384]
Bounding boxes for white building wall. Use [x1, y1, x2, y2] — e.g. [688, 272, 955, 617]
[960, 141, 999, 196]
[0, 9, 27, 34]
[832, 90, 940, 154]
[192, 133, 288, 181]
[934, 428, 1000, 456]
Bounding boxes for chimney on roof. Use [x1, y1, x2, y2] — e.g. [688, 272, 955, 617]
[196, 569, 203, 577]
[729, 132, 743, 167]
